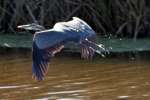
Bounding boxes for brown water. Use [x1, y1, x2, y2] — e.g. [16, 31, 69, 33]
[0, 53, 150, 100]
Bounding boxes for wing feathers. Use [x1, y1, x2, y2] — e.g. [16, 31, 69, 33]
[80, 43, 94, 60]
[82, 39, 107, 56]
[32, 30, 67, 80]
[34, 30, 67, 49]
[32, 41, 50, 80]
[32, 41, 65, 80]
[80, 39, 107, 59]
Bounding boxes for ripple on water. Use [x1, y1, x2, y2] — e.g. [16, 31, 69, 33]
[46, 90, 87, 95]
[34, 98, 82, 100]
[117, 96, 131, 100]
[0, 84, 30, 89]
[57, 98, 82, 100]
[1, 54, 150, 100]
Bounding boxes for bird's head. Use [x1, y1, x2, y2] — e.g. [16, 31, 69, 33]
[17, 23, 45, 34]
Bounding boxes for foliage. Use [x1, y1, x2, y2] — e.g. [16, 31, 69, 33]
[0, 0, 150, 39]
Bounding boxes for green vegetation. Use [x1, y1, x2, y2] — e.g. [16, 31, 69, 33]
[0, 34, 32, 48]
[1, 34, 150, 53]
[0, 0, 150, 39]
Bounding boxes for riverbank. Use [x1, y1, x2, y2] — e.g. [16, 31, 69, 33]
[0, 34, 150, 53]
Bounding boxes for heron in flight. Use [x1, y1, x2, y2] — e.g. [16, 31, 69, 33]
[18, 17, 106, 80]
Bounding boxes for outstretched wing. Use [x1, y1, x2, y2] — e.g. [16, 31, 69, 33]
[80, 38, 108, 59]
[32, 30, 68, 80]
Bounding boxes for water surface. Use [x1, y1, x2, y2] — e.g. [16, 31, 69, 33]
[0, 52, 150, 100]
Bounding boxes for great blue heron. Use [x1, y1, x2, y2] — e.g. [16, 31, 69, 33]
[18, 17, 106, 80]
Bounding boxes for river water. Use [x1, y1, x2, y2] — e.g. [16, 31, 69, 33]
[0, 52, 150, 100]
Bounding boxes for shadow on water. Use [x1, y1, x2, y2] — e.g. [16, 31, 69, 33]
[0, 48, 150, 100]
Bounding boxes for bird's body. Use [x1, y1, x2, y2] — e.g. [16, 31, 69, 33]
[18, 17, 106, 80]
[34, 17, 95, 48]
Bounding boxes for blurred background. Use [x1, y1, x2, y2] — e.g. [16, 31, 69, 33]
[0, 0, 150, 39]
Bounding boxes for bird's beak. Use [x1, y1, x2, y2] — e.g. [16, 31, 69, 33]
[17, 24, 29, 29]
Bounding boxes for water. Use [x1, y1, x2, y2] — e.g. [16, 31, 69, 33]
[0, 52, 150, 100]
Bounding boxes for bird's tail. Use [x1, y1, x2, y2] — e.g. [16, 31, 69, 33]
[17, 23, 45, 32]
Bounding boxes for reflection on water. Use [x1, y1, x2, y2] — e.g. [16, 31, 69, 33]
[0, 52, 150, 100]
